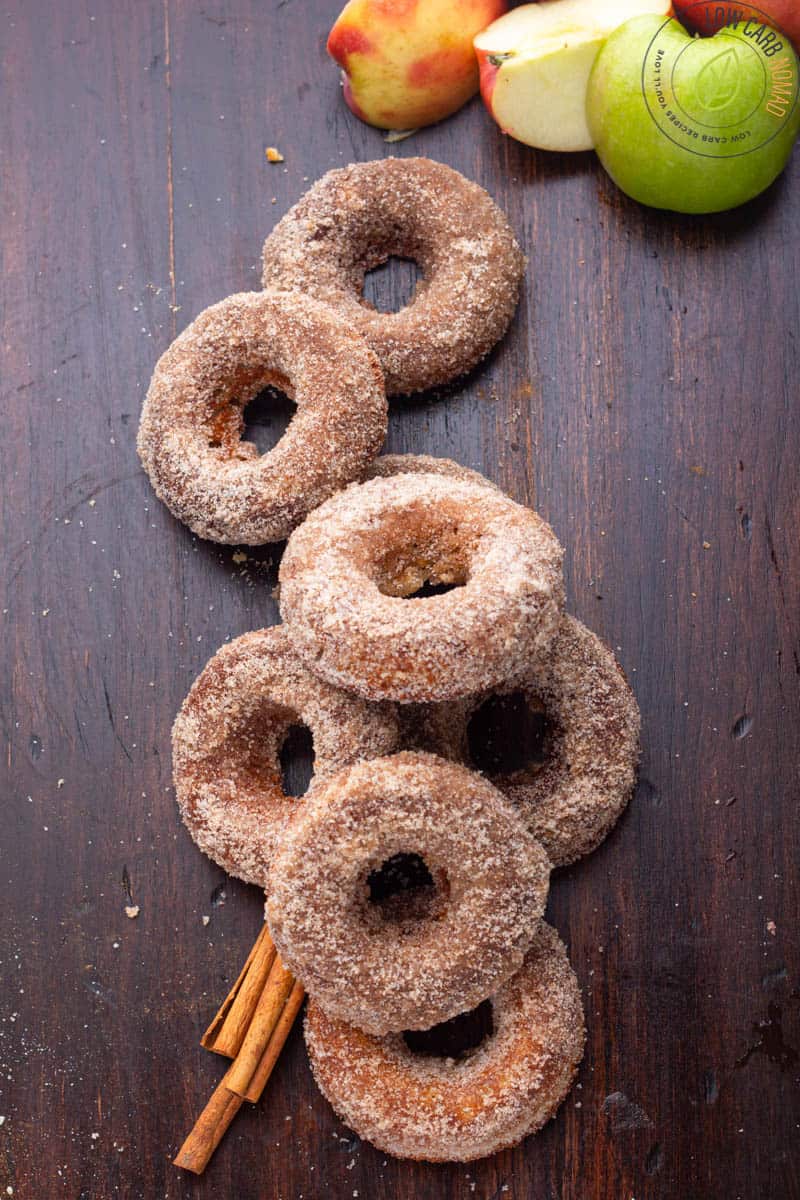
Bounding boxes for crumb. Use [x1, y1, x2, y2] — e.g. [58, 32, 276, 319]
[767, 920, 777, 936]
[266, 146, 284, 162]
[124, 905, 140, 919]
[702, 541, 711, 549]
[57, 778, 65, 789]
[202, 915, 210, 926]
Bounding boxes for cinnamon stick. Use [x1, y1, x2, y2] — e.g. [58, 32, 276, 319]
[244, 980, 306, 1103]
[175, 932, 305, 1175]
[226, 954, 296, 1098]
[201, 923, 276, 1057]
[174, 1069, 242, 1175]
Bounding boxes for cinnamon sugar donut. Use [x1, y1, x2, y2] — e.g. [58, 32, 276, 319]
[410, 615, 641, 867]
[266, 752, 550, 1035]
[171, 626, 400, 887]
[279, 473, 564, 703]
[137, 290, 387, 544]
[305, 922, 585, 1162]
[262, 158, 525, 395]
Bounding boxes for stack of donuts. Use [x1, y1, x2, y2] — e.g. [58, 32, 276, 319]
[139, 158, 640, 1163]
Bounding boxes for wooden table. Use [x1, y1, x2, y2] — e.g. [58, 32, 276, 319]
[2, 3, 799, 1197]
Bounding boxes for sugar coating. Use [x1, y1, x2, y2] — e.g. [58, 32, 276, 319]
[279, 472, 565, 704]
[305, 922, 585, 1162]
[362, 452, 501, 492]
[137, 290, 387, 544]
[411, 614, 642, 867]
[266, 752, 550, 1035]
[171, 626, 401, 887]
[261, 158, 526, 395]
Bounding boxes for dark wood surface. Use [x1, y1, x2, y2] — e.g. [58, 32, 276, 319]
[2, 3, 799, 1197]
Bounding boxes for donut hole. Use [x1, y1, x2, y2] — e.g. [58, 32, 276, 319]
[278, 722, 315, 799]
[206, 372, 295, 457]
[409, 580, 461, 599]
[370, 514, 473, 598]
[403, 999, 494, 1061]
[229, 703, 315, 799]
[361, 256, 423, 314]
[365, 852, 448, 929]
[241, 384, 296, 456]
[468, 691, 552, 778]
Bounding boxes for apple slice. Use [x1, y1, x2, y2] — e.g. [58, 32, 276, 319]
[475, 0, 673, 152]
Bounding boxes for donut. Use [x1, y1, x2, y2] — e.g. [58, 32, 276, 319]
[261, 158, 525, 395]
[279, 472, 565, 703]
[137, 290, 387, 544]
[304, 922, 585, 1162]
[409, 615, 641, 867]
[266, 752, 550, 1035]
[171, 626, 401, 887]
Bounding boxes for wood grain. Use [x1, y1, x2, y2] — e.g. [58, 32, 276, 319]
[1, 2, 798, 1197]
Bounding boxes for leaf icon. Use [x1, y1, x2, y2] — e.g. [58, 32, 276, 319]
[696, 47, 740, 110]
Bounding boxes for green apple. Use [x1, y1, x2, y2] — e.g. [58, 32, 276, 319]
[587, 15, 800, 212]
[475, 0, 673, 153]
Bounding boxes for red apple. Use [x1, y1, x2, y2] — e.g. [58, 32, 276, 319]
[328, 0, 508, 131]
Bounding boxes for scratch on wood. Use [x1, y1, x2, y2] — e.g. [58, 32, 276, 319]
[164, 0, 177, 335]
[731, 714, 753, 740]
[102, 677, 133, 763]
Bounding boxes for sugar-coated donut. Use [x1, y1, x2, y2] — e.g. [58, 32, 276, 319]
[409, 615, 641, 867]
[137, 290, 387, 544]
[305, 922, 585, 1162]
[266, 752, 550, 1035]
[262, 158, 525, 395]
[171, 626, 401, 887]
[279, 473, 564, 703]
